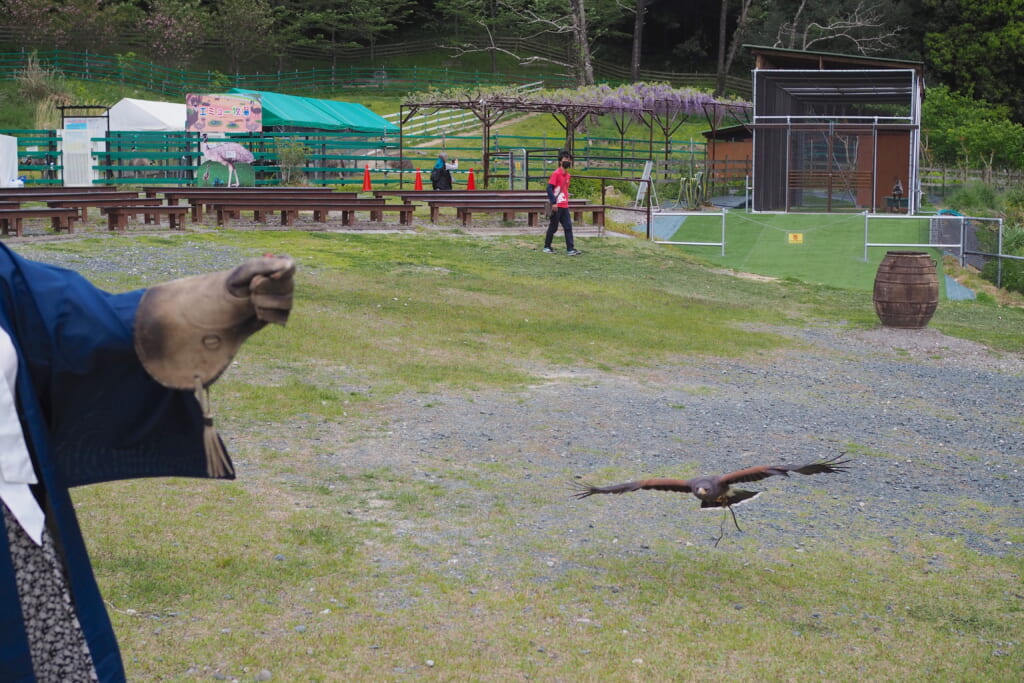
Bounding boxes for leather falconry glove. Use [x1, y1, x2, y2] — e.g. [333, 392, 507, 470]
[134, 254, 295, 476]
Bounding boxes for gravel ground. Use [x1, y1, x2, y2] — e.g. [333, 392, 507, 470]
[11, 227, 1024, 564]
[281, 322, 1024, 564]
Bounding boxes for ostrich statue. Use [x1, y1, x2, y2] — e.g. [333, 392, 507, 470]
[199, 134, 254, 187]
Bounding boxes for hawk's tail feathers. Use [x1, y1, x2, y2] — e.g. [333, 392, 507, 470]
[699, 489, 761, 509]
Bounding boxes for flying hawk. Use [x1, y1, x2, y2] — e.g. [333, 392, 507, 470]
[571, 455, 849, 544]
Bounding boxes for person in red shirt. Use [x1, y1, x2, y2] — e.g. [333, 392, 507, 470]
[544, 150, 581, 255]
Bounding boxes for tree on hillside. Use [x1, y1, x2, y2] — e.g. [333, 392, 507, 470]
[276, 0, 413, 66]
[770, 0, 903, 54]
[339, 0, 414, 62]
[277, 0, 348, 68]
[920, 85, 1024, 172]
[922, 0, 1024, 123]
[139, 0, 209, 68]
[2, 0, 64, 49]
[714, 0, 755, 97]
[437, 0, 513, 73]
[446, 0, 629, 86]
[615, 0, 656, 82]
[212, 0, 276, 73]
[50, 0, 124, 53]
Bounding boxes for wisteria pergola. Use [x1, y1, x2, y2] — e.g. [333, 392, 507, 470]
[398, 87, 750, 188]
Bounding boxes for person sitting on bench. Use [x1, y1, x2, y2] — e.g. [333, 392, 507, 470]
[891, 177, 904, 212]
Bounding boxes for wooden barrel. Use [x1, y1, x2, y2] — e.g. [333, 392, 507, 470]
[873, 251, 939, 328]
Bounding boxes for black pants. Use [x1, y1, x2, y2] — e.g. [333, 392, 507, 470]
[545, 207, 574, 250]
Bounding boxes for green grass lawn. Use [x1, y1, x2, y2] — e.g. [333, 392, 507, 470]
[11, 231, 1023, 681]
[663, 211, 947, 293]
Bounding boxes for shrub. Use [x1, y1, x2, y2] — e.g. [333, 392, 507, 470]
[277, 139, 310, 185]
[15, 51, 68, 103]
[947, 182, 1002, 216]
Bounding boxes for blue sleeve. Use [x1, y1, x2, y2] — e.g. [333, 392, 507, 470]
[0, 244, 226, 487]
[547, 183, 556, 203]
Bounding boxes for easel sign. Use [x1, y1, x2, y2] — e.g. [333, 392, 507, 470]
[634, 160, 659, 210]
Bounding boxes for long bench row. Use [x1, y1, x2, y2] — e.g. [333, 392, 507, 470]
[373, 189, 606, 229]
[0, 186, 608, 235]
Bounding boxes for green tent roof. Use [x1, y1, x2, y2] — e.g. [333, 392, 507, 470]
[229, 89, 397, 134]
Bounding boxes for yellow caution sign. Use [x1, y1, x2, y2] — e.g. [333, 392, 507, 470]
[788, 232, 804, 244]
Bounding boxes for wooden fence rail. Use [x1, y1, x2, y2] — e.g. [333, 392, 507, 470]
[919, 166, 1024, 195]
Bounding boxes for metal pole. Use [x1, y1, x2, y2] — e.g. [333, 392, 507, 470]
[871, 119, 879, 213]
[646, 179, 652, 241]
[720, 208, 727, 256]
[998, 217, 1004, 288]
[959, 216, 966, 267]
[399, 104, 405, 190]
[863, 210, 870, 262]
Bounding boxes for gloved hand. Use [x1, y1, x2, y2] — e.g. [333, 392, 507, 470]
[226, 255, 295, 326]
[134, 255, 295, 390]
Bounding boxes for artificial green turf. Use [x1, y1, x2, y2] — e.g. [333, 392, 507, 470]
[669, 212, 948, 294]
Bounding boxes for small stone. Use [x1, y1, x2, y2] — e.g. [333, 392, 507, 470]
[255, 670, 272, 681]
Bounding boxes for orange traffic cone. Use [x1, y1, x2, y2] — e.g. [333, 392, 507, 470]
[362, 164, 372, 192]
[414, 168, 423, 191]
[466, 168, 476, 190]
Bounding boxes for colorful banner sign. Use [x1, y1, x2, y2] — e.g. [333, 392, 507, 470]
[185, 93, 262, 133]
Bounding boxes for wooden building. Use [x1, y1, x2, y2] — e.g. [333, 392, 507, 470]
[703, 124, 752, 190]
[745, 46, 924, 213]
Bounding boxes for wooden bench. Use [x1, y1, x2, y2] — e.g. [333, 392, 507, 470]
[207, 200, 415, 227]
[142, 186, 350, 198]
[460, 204, 604, 229]
[374, 190, 550, 204]
[0, 208, 79, 237]
[787, 170, 873, 189]
[0, 191, 140, 209]
[884, 196, 909, 212]
[423, 198, 603, 228]
[157, 189, 357, 221]
[207, 198, 388, 224]
[103, 205, 190, 232]
[47, 196, 159, 221]
[0, 186, 121, 195]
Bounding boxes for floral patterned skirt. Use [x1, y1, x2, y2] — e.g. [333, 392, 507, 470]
[3, 503, 98, 682]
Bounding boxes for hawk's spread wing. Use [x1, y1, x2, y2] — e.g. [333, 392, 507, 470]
[570, 477, 694, 499]
[718, 454, 849, 485]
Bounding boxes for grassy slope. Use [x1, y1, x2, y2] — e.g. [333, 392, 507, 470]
[11, 231, 1022, 680]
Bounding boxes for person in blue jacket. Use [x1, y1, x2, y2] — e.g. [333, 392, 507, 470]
[430, 152, 458, 190]
[0, 245, 294, 682]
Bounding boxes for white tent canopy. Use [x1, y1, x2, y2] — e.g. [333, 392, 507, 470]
[0, 134, 19, 186]
[109, 98, 186, 131]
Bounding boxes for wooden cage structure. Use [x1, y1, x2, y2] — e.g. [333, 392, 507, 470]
[747, 46, 924, 214]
